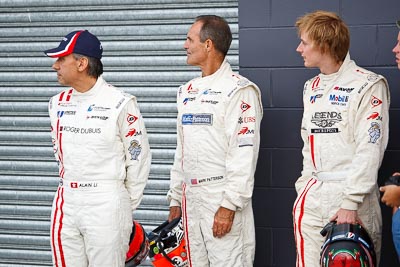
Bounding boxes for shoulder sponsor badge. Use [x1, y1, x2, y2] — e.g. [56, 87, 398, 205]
[241, 101, 251, 113]
[127, 113, 138, 126]
[370, 96, 382, 108]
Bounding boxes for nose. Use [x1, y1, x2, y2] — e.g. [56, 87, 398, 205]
[52, 61, 59, 71]
[183, 39, 189, 50]
[296, 43, 302, 53]
[393, 44, 399, 54]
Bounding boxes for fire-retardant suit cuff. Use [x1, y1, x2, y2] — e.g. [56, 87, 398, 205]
[221, 199, 237, 212]
[340, 199, 358, 211]
[169, 199, 181, 207]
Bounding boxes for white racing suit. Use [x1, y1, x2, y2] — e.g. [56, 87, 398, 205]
[48, 76, 151, 267]
[292, 54, 390, 267]
[167, 60, 263, 266]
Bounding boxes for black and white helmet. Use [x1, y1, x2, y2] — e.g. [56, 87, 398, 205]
[148, 217, 188, 267]
[320, 222, 376, 267]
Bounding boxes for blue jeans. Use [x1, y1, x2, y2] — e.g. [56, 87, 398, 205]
[393, 208, 400, 261]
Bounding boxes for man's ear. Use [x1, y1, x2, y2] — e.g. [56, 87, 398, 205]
[77, 57, 89, 72]
[205, 39, 213, 52]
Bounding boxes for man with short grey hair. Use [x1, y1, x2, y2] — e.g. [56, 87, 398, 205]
[167, 15, 263, 266]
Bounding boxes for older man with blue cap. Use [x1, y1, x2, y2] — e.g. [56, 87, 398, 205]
[45, 30, 151, 267]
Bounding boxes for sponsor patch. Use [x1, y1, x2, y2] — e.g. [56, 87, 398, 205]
[202, 89, 221, 95]
[358, 82, 368, 94]
[311, 128, 339, 133]
[367, 74, 379, 82]
[86, 115, 108, 120]
[87, 104, 110, 112]
[345, 232, 355, 239]
[311, 112, 342, 128]
[240, 101, 251, 113]
[311, 76, 320, 90]
[370, 96, 382, 108]
[238, 116, 256, 124]
[57, 110, 76, 117]
[125, 128, 142, 137]
[367, 112, 382, 121]
[183, 97, 196, 105]
[329, 94, 349, 106]
[237, 78, 250, 87]
[128, 140, 142, 160]
[115, 98, 126, 109]
[201, 99, 218, 105]
[238, 126, 255, 135]
[333, 86, 354, 93]
[186, 83, 198, 94]
[57, 102, 77, 108]
[310, 94, 323, 104]
[126, 113, 138, 126]
[182, 114, 213, 125]
[368, 122, 381, 144]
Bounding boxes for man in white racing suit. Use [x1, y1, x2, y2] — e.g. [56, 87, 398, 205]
[167, 15, 263, 266]
[292, 11, 389, 267]
[45, 30, 151, 267]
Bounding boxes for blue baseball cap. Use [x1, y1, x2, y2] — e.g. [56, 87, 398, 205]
[44, 30, 103, 59]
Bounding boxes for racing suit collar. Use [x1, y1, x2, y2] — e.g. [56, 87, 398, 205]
[72, 75, 105, 99]
[195, 59, 231, 87]
[319, 53, 352, 82]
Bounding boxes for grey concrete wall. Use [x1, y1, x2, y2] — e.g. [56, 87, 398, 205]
[238, 0, 400, 266]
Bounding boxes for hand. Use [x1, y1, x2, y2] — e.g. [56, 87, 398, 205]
[330, 208, 364, 227]
[380, 184, 400, 208]
[168, 206, 182, 222]
[212, 207, 235, 238]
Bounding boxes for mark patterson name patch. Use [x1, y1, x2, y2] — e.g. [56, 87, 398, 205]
[182, 113, 213, 125]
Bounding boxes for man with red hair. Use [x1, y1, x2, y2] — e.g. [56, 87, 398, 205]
[292, 11, 390, 266]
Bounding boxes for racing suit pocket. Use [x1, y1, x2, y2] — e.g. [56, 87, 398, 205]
[82, 189, 131, 247]
[229, 209, 243, 236]
[321, 181, 343, 219]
